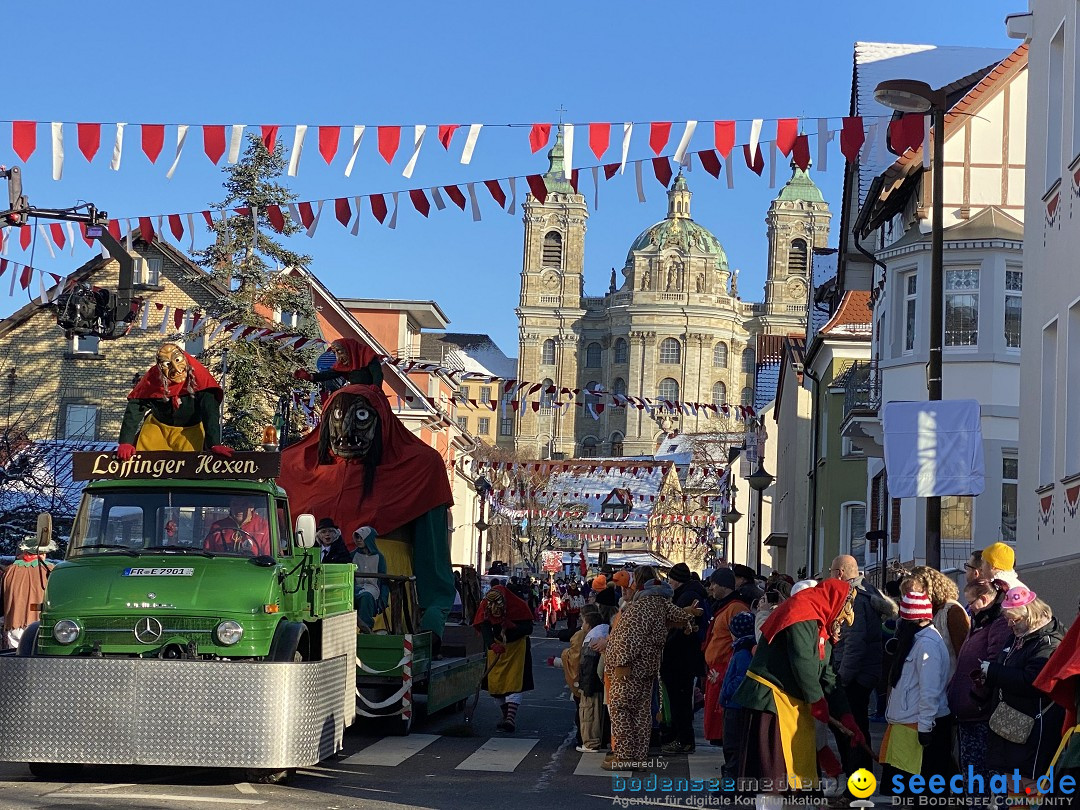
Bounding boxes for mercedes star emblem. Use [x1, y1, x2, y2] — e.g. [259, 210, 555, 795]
[134, 616, 163, 644]
[147, 592, 157, 600]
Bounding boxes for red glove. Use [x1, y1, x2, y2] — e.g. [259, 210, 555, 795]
[117, 443, 136, 461]
[491, 643, 505, 655]
[211, 445, 234, 457]
[839, 713, 866, 747]
[293, 368, 312, 381]
[816, 745, 843, 778]
[810, 698, 830, 725]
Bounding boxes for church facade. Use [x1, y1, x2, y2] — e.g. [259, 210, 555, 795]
[514, 133, 831, 459]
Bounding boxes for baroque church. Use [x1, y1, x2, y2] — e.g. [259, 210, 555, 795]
[514, 131, 831, 459]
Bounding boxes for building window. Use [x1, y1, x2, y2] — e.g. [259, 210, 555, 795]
[456, 416, 468, 432]
[903, 271, 918, 353]
[72, 334, 100, 355]
[585, 342, 602, 367]
[479, 385, 492, 403]
[500, 417, 513, 436]
[277, 310, 300, 328]
[540, 378, 555, 409]
[842, 436, 865, 457]
[712, 381, 727, 406]
[610, 433, 624, 457]
[713, 342, 729, 368]
[541, 339, 556, 365]
[1001, 454, 1018, 543]
[135, 256, 163, 286]
[741, 347, 756, 373]
[65, 404, 98, 440]
[944, 268, 979, 347]
[477, 417, 490, 435]
[656, 378, 679, 402]
[659, 338, 681, 364]
[741, 387, 754, 407]
[457, 385, 470, 404]
[1004, 269, 1022, 349]
[788, 239, 808, 276]
[842, 502, 867, 561]
[613, 338, 628, 364]
[542, 231, 563, 269]
[612, 377, 627, 397]
[1049, 22, 1065, 189]
[581, 438, 598, 458]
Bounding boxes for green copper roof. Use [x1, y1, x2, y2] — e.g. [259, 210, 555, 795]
[626, 175, 728, 270]
[776, 162, 824, 202]
[542, 127, 575, 194]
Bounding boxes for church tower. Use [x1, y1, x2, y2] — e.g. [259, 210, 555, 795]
[515, 129, 588, 459]
[761, 162, 832, 335]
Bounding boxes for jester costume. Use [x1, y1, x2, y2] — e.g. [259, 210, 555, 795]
[277, 384, 455, 639]
[473, 585, 534, 732]
[1, 547, 53, 650]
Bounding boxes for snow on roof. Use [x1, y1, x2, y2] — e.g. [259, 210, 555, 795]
[420, 332, 517, 379]
[854, 42, 1010, 204]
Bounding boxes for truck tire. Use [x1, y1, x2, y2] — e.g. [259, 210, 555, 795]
[29, 761, 83, 780]
[267, 622, 308, 662]
[15, 623, 39, 657]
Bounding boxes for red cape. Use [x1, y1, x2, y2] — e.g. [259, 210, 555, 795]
[332, 337, 378, 373]
[760, 578, 852, 646]
[129, 353, 223, 404]
[1034, 615, 1080, 726]
[276, 384, 453, 545]
[473, 585, 534, 626]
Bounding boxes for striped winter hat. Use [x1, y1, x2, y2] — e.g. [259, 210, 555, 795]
[900, 591, 934, 622]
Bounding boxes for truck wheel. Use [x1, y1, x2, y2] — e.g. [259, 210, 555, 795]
[15, 623, 39, 657]
[245, 768, 294, 785]
[29, 762, 83, 780]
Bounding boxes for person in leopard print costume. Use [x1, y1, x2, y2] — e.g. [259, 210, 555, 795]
[601, 565, 700, 771]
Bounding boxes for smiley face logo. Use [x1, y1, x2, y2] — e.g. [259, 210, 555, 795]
[847, 768, 876, 799]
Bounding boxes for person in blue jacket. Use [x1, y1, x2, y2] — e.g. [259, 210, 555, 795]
[720, 611, 757, 782]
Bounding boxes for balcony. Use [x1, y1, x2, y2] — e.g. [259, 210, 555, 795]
[839, 360, 884, 457]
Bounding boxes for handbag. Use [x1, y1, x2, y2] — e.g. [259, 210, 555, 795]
[989, 693, 1042, 744]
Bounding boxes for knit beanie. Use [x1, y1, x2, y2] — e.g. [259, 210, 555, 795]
[708, 568, 736, 590]
[667, 562, 693, 584]
[899, 591, 934, 622]
[982, 542, 1015, 572]
[729, 611, 756, 640]
[591, 574, 608, 591]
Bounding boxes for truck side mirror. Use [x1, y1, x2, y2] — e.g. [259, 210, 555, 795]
[295, 514, 317, 548]
[36, 512, 54, 552]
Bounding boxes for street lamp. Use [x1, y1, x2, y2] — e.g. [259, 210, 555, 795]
[874, 78, 948, 569]
[474, 474, 492, 573]
[745, 462, 774, 573]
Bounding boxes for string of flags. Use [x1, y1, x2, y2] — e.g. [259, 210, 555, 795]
[473, 459, 733, 482]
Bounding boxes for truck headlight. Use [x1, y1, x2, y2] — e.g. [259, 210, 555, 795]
[215, 620, 244, 646]
[53, 619, 80, 645]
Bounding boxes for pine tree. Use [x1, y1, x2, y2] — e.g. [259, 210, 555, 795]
[195, 135, 318, 450]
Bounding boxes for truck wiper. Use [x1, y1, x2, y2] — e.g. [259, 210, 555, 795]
[77, 544, 142, 557]
[144, 545, 215, 558]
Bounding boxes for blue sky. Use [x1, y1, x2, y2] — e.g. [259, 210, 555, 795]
[0, 0, 1021, 354]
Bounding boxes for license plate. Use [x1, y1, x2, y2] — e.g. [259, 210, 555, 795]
[122, 567, 195, 576]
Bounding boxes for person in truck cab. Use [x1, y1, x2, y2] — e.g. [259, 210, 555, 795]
[203, 497, 271, 556]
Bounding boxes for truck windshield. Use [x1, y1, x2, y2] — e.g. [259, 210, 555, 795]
[70, 489, 275, 558]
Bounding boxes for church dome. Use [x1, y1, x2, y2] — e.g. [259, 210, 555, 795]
[626, 174, 729, 270]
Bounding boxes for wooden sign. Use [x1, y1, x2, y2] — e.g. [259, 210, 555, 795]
[72, 451, 281, 482]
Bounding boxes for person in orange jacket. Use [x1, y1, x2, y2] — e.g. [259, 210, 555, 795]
[702, 567, 752, 744]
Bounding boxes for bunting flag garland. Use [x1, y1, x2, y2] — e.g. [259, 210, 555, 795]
[588, 122, 610, 159]
[775, 118, 798, 156]
[529, 123, 551, 153]
[649, 121, 671, 155]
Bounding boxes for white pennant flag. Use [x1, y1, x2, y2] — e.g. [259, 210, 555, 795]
[166, 125, 189, 179]
[344, 125, 365, 177]
[620, 122, 633, 174]
[37, 225, 56, 258]
[287, 124, 307, 176]
[66, 222, 75, 255]
[110, 123, 126, 171]
[402, 124, 426, 178]
[51, 122, 64, 180]
[725, 157, 735, 189]
[673, 120, 697, 165]
[634, 160, 646, 203]
[140, 301, 150, 330]
[388, 193, 400, 230]
[860, 122, 878, 165]
[507, 176, 517, 215]
[287, 203, 301, 229]
[207, 319, 228, 343]
[125, 219, 134, 251]
[227, 125, 246, 164]
[306, 200, 324, 238]
[8, 263, 15, 296]
[922, 115, 932, 168]
[562, 123, 575, 180]
[431, 186, 446, 211]
[187, 213, 196, 253]
[466, 182, 481, 221]
[817, 118, 832, 171]
[38, 272, 49, 305]
[159, 306, 171, 334]
[460, 124, 482, 164]
[769, 141, 778, 188]
[592, 166, 600, 211]
[749, 119, 763, 162]
[350, 196, 362, 236]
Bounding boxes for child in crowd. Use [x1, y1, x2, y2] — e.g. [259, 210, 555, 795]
[577, 604, 608, 753]
[719, 611, 756, 781]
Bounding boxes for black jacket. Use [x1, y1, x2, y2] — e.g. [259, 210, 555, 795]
[832, 575, 886, 688]
[319, 536, 353, 564]
[985, 617, 1065, 779]
[662, 577, 709, 676]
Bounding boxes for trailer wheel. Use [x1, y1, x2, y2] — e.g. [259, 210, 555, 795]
[15, 623, 39, 657]
[29, 761, 83, 780]
[245, 767, 294, 785]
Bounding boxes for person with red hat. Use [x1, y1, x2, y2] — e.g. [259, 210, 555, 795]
[1033, 596, 1080, 787]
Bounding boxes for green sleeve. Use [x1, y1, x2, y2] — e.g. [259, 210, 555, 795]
[783, 622, 827, 704]
[118, 399, 149, 445]
[196, 390, 222, 447]
[311, 369, 345, 383]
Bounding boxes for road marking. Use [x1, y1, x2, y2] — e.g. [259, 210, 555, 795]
[234, 783, 258, 794]
[87, 783, 138, 791]
[573, 753, 630, 777]
[295, 769, 337, 779]
[455, 737, 538, 772]
[340, 733, 440, 767]
[54, 794, 265, 805]
[686, 747, 723, 783]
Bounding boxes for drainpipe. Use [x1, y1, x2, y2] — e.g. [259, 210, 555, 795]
[803, 363, 821, 578]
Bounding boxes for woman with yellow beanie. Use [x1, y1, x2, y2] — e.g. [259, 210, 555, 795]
[979, 542, 1022, 590]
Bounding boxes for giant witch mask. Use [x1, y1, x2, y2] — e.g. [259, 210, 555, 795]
[319, 390, 381, 464]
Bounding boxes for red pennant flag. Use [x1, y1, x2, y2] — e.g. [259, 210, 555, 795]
[698, 149, 722, 178]
[203, 125, 226, 164]
[78, 223, 93, 247]
[588, 122, 611, 159]
[888, 113, 924, 156]
[776, 118, 799, 156]
[840, 117, 865, 162]
[444, 185, 466, 210]
[318, 126, 340, 164]
[526, 175, 547, 205]
[743, 143, 764, 175]
[142, 124, 165, 163]
[266, 205, 285, 233]
[174, 308, 185, 329]
[603, 162, 620, 180]
[484, 179, 507, 208]
[297, 202, 315, 229]
[12, 121, 35, 162]
[570, 169, 580, 193]
[409, 188, 430, 217]
[713, 120, 736, 159]
[335, 197, 352, 227]
[649, 122, 672, 155]
[77, 123, 101, 162]
[201, 211, 214, 228]
[138, 216, 155, 243]
[529, 123, 551, 153]
[652, 156, 673, 187]
[107, 219, 122, 242]
[0, 259, 6, 277]
[50, 223, 66, 249]
[19, 265, 32, 289]
[792, 134, 811, 170]
[437, 124, 460, 150]
[369, 194, 388, 224]
[377, 126, 401, 164]
[261, 125, 279, 152]
[169, 214, 184, 241]
[19, 225, 31, 250]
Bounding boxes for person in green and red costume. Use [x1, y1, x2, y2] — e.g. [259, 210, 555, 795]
[293, 337, 384, 400]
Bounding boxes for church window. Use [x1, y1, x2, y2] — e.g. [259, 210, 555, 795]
[712, 382, 727, 406]
[541, 339, 556, 365]
[540, 378, 555, 409]
[788, 239, 808, 276]
[585, 381, 602, 409]
[741, 387, 754, 407]
[612, 377, 627, 397]
[659, 338, 681, 364]
[741, 347, 756, 373]
[614, 338, 628, 364]
[657, 378, 680, 402]
[585, 342, 602, 367]
[610, 433, 624, 457]
[581, 437, 598, 458]
[713, 342, 729, 368]
[542, 231, 563, 269]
